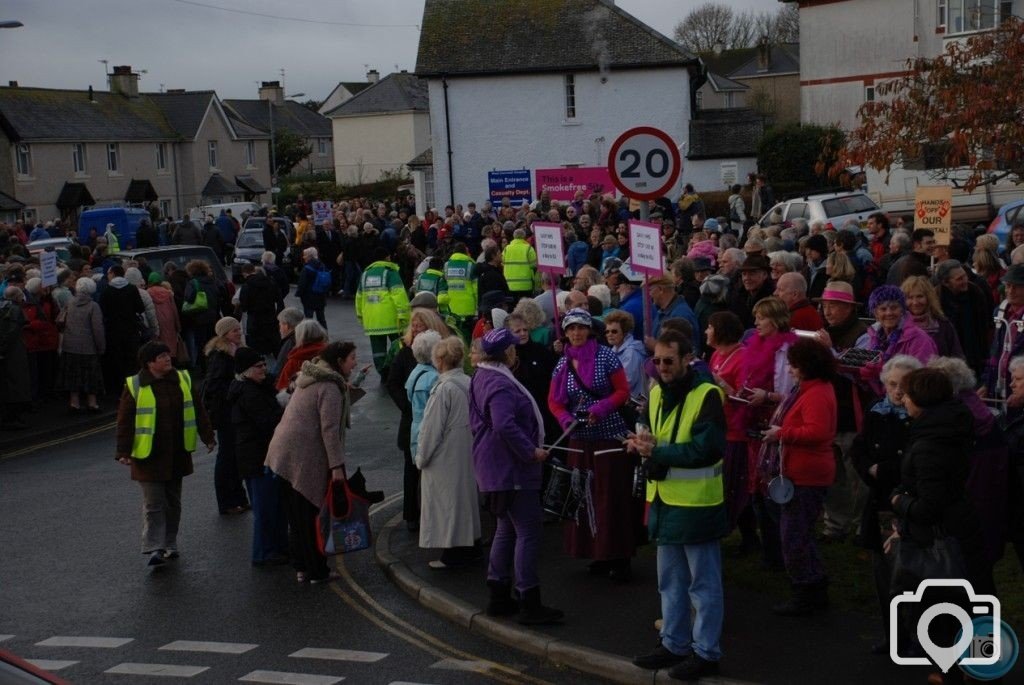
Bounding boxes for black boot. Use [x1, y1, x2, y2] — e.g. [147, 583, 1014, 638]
[518, 586, 564, 625]
[772, 583, 817, 616]
[485, 580, 518, 617]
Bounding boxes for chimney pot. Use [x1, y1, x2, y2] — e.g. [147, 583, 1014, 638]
[109, 66, 140, 97]
[367, 69, 380, 83]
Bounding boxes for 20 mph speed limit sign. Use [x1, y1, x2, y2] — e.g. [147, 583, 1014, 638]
[607, 126, 682, 201]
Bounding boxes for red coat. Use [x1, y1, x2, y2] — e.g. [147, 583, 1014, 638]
[779, 378, 837, 486]
[22, 299, 59, 353]
[789, 300, 823, 332]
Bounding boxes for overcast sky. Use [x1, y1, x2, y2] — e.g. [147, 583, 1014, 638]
[0, 0, 782, 102]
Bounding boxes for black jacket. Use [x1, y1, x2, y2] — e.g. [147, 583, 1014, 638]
[477, 262, 510, 300]
[513, 341, 560, 440]
[238, 273, 282, 355]
[892, 400, 984, 561]
[850, 403, 913, 551]
[385, 344, 416, 450]
[228, 377, 283, 478]
[202, 349, 235, 430]
[728, 278, 774, 329]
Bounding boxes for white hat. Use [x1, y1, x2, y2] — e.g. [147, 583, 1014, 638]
[492, 308, 508, 330]
[106, 223, 116, 231]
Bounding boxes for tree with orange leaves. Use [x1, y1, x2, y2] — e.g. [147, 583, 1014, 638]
[831, 17, 1024, 193]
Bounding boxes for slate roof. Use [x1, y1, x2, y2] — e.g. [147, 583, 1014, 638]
[699, 47, 759, 79]
[224, 99, 331, 138]
[687, 109, 764, 160]
[0, 190, 24, 211]
[147, 91, 218, 139]
[235, 175, 267, 194]
[324, 72, 428, 117]
[0, 86, 178, 142]
[706, 72, 749, 92]
[407, 147, 433, 168]
[416, 0, 695, 77]
[125, 179, 158, 203]
[202, 174, 244, 197]
[729, 43, 800, 78]
[55, 182, 95, 209]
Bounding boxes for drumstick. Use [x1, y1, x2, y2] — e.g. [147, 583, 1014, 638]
[547, 420, 580, 452]
[594, 448, 624, 456]
[542, 445, 584, 453]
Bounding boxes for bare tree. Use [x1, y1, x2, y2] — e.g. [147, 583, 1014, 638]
[730, 10, 759, 50]
[673, 2, 735, 53]
[769, 3, 800, 43]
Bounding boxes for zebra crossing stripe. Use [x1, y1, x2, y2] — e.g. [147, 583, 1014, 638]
[289, 647, 387, 663]
[0, 635, 12, 642]
[239, 671, 344, 685]
[160, 640, 258, 654]
[36, 636, 133, 648]
[105, 662, 209, 677]
[25, 659, 78, 671]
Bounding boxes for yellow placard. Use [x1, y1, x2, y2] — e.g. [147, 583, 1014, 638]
[914, 186, 953, 246]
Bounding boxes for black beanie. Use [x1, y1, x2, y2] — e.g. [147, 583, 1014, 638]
[234, 347, 264, 374]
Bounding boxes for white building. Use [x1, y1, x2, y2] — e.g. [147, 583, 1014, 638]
[414, 0, 745, 209]
[795, 0, 1022, 219]
[323, 72, 429, 187]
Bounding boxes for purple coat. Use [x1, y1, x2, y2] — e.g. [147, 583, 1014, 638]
[865, 315, 938, 365]
[960, 390, 1009, 564]
[469, 367, 542, 492]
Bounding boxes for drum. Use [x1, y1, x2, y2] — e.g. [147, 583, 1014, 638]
[542, 461, 583, 519]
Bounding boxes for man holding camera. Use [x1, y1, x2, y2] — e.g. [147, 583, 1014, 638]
[628, 330, 727, 681]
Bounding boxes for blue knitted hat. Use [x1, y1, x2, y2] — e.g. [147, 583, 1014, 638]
[867, 284, 905, 312]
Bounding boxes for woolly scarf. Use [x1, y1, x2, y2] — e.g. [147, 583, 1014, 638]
[476, 362, 546, 446]
[552, 338, 599, 407]
[870, 313, 913, 361]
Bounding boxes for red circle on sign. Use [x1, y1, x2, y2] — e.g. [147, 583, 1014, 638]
[607, 126, 682, 201]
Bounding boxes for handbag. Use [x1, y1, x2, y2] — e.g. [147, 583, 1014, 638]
[174, 335, 190, 364]
[317, 467, 372, 556]
[182, 278, 208, 314]
[888, 528, 966, 594]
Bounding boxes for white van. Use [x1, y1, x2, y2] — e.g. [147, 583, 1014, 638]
[189, 201, 260, 223]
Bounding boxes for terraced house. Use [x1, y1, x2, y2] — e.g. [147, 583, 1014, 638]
[0, 66, 272, 225]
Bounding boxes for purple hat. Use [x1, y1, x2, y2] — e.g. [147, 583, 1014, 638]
[482, 327, 518, 356]
[867, 284, 906, 312]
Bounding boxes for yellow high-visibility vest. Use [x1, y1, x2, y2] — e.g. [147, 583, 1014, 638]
[502, 239, 536, 293]
[646, 381, 724, 507]
[125, 370, 197, 459]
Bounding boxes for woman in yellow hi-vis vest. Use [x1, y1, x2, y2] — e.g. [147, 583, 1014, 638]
[116, 341, 215, 569]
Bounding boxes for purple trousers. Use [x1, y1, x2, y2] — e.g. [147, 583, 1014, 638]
[487, 490, 542, 594]
[780, 485, 828, 584]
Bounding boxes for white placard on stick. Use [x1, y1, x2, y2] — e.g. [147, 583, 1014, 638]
[628, 220, 664, 275]
[40, 251, 58, 287]
[532, 222, 565, 273]
[312, 201, 333, 226]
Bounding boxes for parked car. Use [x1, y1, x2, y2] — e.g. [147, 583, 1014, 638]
[231, 229, 265, 282]
[189, 201, 259, 224]
[758, 191, 881, 231]
[987, 198, 1024, 247]
[242, 216, 295, 244]
[26, 237, 74, 263]
[117, 245, 234, 297]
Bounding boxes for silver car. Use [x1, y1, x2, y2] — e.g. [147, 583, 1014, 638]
[758, 191, 880, 230]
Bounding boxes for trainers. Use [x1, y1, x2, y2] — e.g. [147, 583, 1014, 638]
[147, 551, 167, 567]
[161, 549, 179, 560]
[667, 653, 719, 681]
[632, 642, 688, 670]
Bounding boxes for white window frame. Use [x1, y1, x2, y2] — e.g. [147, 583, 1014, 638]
[15, 143, 31, 177]
[938, 0, 948, 28]
[947, 0, 1000, 33]
[72, 143, 87, 175]
[695, 90, 704, 111]
[159, 199, 172, 219]
[244, 140, 256, 167]
[725, 92, 735, 108]
[156, 143, 168, 171]
[208, 140, 218, 170]
[106, 143, 120, 174]
[564, 74, 576, 120]
[317, 138, 328, 156]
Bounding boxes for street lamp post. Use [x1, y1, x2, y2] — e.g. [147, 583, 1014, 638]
[268, 91, 304, 209]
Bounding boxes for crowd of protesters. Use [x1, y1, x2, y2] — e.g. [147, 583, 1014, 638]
[5, 178, 1024, 682]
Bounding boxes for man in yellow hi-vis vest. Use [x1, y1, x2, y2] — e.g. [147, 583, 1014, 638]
[116, 341, 215, 569]
[501, 228, 537, 299]
[627, 330, 726, 682]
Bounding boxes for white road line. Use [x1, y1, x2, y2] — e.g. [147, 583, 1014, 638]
[289, 647, 387, 663]
[160, 640, 258, 654]
[105, 662, 209, 677]
[429, 658, 491, 673]
[36, 636, 133, 648]
[25, 659, 78, 671]
[0, 635, 12, 642]
[239, 671, 344, 685]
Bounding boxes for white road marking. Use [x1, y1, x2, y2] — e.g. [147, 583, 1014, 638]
[105, 662, 208, 677]
[36, 636, 133, 648]
[25, 659, 78, 671]
[0, 635, 12, 642]
[239, 671, 344, 685]
[160, 640, 258, 654]
[289, 647, 387, 663]
[429, 658, 492, 673]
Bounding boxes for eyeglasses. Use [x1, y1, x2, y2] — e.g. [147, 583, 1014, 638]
[651, 357, 677, 366]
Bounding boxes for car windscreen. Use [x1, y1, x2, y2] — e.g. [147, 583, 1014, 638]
[236, 231, 263, 248]
[243, 218, 266, 229]
[822, 195, 879, 217]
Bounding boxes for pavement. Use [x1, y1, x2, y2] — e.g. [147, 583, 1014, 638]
[377, 510, 951, 685]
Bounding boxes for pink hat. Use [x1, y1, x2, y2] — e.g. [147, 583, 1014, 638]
[687, 240, 718, 268]
[815, 281, 858, 305]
